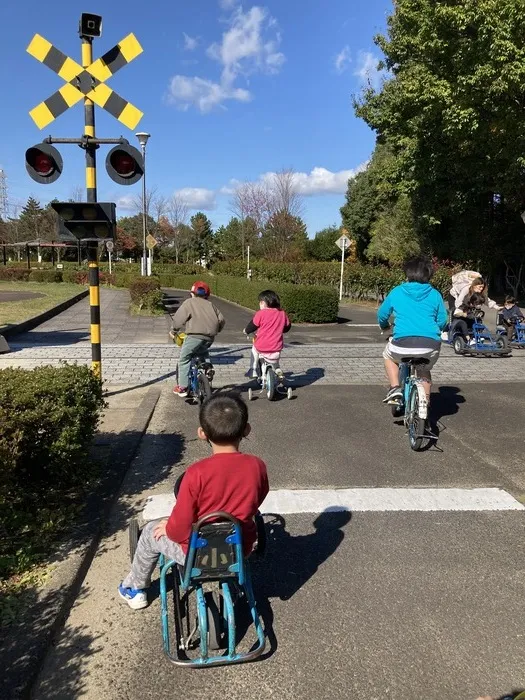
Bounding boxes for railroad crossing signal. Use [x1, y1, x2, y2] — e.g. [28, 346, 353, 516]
[25, 143, 63, 183]
[26, 32, 143, 130]
[106, 143, 144, 185]
[51, 202, 116, 240]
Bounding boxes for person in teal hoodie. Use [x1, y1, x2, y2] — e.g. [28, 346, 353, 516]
[377, 256, 448, 404]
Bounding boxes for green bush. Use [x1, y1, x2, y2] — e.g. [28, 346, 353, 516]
[0, 365, 105, 579]
[0, 267, 31, 281]
[61, 268, 114, 286]
[28, 269, 63, 283]
[212, 259, 455, 300]
[129, 276, 163, 312]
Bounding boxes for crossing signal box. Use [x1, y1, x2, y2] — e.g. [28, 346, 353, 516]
[25, 143, 63, 184]
[51, 202, 116, 240]
[106, 143, 144, 185]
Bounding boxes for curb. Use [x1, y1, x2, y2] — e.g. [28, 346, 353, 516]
[0, 385, 161, 700]
[0, 289, 89, 340]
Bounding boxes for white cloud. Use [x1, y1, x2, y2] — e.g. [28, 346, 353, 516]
[354, 50, 384, 90]
[167, 6, 285, 113]
[335, 45, 351, 74]
[167, 75, 250, 113]
[115, 195, 136, 212]
[220, 165, 367, 198]
[219, 0, 238, 8]
[183, 33, 198, 51]
[175, 187, 217, 210]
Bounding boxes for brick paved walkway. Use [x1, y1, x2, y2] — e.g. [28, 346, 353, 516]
[2, 341, 524, 387]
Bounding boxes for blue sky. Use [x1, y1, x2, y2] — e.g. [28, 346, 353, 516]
[0, 0, 390, 235]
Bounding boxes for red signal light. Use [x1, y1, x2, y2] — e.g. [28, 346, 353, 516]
[34, 152, 54, 176]
[110, 151, 136, 178]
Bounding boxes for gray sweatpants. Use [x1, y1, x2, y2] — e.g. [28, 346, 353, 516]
[122, 520, 186, 590]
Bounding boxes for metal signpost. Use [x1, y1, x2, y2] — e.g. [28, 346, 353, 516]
[106, 239, 114, 275]
[335, 233, 351, 301]
[25, 13, 146, 379]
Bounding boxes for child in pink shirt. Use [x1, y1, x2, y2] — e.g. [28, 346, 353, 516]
[243, 290, 291, 378]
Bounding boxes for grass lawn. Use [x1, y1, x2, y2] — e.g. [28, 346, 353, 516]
[0, 282, 84, 326]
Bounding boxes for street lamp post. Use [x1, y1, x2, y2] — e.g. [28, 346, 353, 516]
[135, 131, 150, 276]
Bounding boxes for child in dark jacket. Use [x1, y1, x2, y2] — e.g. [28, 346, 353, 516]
[498, 296, 524, 340]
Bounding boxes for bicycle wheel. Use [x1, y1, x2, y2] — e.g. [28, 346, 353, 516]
[265, 367, 276, 400]
[407, 384, 426, 451]
[197, 373, 212, 404]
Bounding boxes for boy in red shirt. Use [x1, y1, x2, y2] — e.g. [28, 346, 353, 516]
[119, 393, 269, 609]
[244, 290, 291, 379]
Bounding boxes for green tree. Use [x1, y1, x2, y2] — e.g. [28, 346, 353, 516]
[190, 212, 214, 263]
[355, 0, 525, 278]
[117, 214, 156, 254]
[366, 194, 421, 264]
[215, 216, 258, 260]
[260, 211, 308, 262]
[307, 225, 341, 261]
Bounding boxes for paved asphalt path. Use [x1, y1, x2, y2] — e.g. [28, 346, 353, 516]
[33, 384, 525, 700]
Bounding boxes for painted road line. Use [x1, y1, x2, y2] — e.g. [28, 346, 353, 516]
[141, 488, 524, 523]
[261, 488, 525, 513]
[345, 324, 379, 327]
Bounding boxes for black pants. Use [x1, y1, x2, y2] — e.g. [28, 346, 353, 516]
[452, 317, 473, 338]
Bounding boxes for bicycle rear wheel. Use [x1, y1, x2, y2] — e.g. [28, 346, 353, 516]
[407, 384, 426, 451]
[265, 367, 276, 400]
[197, 373, 212, 404]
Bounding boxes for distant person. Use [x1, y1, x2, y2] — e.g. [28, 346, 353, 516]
[498, 295, 524, 341]
[118, 393, 269, 609]
[452, 276, 501, 314]
[451, 291, 486, 343]
[377, 255, 448, 404]
[243, 290, 291, 378]
[170, 281, 225, 398]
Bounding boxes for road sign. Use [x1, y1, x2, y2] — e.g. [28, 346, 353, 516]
[105, 240, 114, 252]
[146, 234, 157, 250]
[335, 234, 351, 251]
[26, 32, 143, 130]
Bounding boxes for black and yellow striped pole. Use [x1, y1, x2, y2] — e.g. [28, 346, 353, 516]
[81, 35, 102, 379]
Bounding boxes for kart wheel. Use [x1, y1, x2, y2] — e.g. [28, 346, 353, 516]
[248, 388, 253, 401]
[287, 387, 293, 400]
[129, 518, 141, 564]
[205, 591, 224, 651]
[453, 336, 466, 355]
[496, 336, 510, 353]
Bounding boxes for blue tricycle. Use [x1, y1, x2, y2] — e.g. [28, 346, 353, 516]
[496, 312, 525, 348]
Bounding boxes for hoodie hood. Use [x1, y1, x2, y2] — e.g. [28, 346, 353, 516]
[400, 282, 435, 302]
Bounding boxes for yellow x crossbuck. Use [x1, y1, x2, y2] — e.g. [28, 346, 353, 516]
[27, 33, 143, 130]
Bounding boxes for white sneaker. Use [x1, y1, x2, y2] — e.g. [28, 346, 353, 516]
[118, 583, 148, 610]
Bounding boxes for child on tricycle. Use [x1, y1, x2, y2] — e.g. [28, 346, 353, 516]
[497, 295, 524, 342]
[119, 393, 269, 609]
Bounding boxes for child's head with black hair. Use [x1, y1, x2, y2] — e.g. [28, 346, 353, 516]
[505, 295, 517, 308]
[468, 292, 485, 310]
[258, 290, 281, 309]
[403, 256, 434, 284]
[198, 392, 250, 447]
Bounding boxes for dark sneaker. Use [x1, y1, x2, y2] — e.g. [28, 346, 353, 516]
[173, 385, 188, 398]
[383, 386, 403, 404]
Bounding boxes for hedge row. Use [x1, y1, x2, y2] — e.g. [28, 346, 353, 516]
[113, 272, 339, 323]
[0, 365, 105, 579]
[213, 260, 456, 299]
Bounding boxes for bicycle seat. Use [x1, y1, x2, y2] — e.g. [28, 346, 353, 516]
[401, 357, 430, 366]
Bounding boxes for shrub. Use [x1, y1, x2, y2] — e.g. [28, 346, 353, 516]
[0, 267, 31, 281]
[0, 365, 105, 579]
[62, 269, 113, 286]
[29, 269, 63, 283]
[129, 276, 163, 312]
